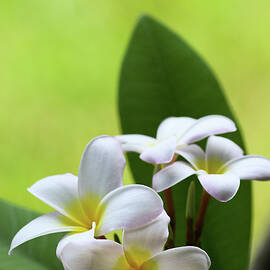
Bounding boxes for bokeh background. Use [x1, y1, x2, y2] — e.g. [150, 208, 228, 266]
[1, 0, 270, 259]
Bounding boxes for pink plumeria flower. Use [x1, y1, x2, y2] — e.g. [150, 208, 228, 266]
[9, 136, 163, 254]
[153, 136, 270, 202]
[116, 115, 236, 164]
[57, 211, 211, 270]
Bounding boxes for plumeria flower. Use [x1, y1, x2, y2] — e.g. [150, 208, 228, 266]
[153, 135, 270, 202]
[57, 211, 211, 270]
[116, 115, 236, 164]
[9, 136, 163, 254]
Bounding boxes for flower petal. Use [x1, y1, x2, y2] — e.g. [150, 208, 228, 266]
[180, 115, 236, 145]
[78, 135, 126, 202]
[206, 136, 243, 173]
[140, 136, 177, 164]
[96, 185, 163, 236]
[198, 172, 240, 202]
[58, 235, 127, 270]
[156, 117, 196, 140]
[141, 246, 211, 270]
[28, 174, 88, 227]
[123, 211, 170, 267]
[116, 134, 156, 153]
[176, 144, 206, 170]
[9, 212, 84, 254]
[56, 225, 96, 259]
[225, 155, 270, 180]
[152, 162, 197, 192]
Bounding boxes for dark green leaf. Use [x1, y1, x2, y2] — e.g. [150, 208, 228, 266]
[0, 199, 63, 269]
[118, 14, 251, 270]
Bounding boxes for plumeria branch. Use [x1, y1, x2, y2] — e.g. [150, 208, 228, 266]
[10, 114, 270, 269]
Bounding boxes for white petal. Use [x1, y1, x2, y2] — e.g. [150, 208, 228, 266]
[156, 117, 196, 140]
[152, 162, 197, 192]
[198, 172, 240, 202]
[58, 235, 127, 270]
[116, 134, 156, 153]
[123, 211, 170, 267]
[9, 212, 84, 254]
[142, 246, 211, 270]
[56, 223, 96, 259]
[28, 174, 88, 227]
[176, 144, 206, 170]
[96, 185, 163, 236]
[78, 135, 126, 202]
[226, 155, 270, 180]
[206, 136, 243, 173]
[180, 115, 237, 145]
[140, 137, 177, 164]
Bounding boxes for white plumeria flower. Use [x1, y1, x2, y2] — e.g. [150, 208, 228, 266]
[153, 135, 270, 202]
[9, 136, 164, 254]
[116, 115, 236, 164]
[57, 211, 211, 270]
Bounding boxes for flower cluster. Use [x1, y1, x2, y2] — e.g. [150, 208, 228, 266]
[9, 115, 270, 270]
[118, 115, 270, 202]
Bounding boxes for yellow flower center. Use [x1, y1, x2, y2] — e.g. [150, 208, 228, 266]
[62, 193, 105, 231]
[125, 245, 152, 268]
[113, 246, 159, 270]
[195, 157, 227, 174]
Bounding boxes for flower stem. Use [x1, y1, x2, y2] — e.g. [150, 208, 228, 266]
[153, 154, 178, 248]
[164, 187, 176, 238]
[163, 154, 178, 245]
[194, 189, 211, 245]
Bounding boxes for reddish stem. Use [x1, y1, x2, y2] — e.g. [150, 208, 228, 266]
[163, 154, 178, 244]
[164, 188, 176, 237]
[194, 189, 211, 245]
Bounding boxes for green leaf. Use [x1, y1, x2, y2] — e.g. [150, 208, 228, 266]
[0, 199, 63, 269]
[251, 228, 270, 270]
[118, 15, 251, 270]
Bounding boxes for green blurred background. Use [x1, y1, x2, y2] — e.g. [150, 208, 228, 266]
[1, 0, 269, 259]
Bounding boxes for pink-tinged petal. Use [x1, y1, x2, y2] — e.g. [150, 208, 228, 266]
[142, 246, 211, 270]
[116, 134, 156, 153]
[58, 235, 127, 270]
[198, 172, 240, 202]
[156, 117, 196, 140]
[78, 135, 126, 201]
[206, 136, 244, 173]
[96, 185, 163, 236]
[140, 137, 177, 164]
[9, 212, 84, 254]
[123, 211, 170, 267]
[176, 144, 206, 170]
[153, 162, 198, 192]
[28, 174, 88, 227]
[180, 115, 237, 145]
[225, 155, 270, 180]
